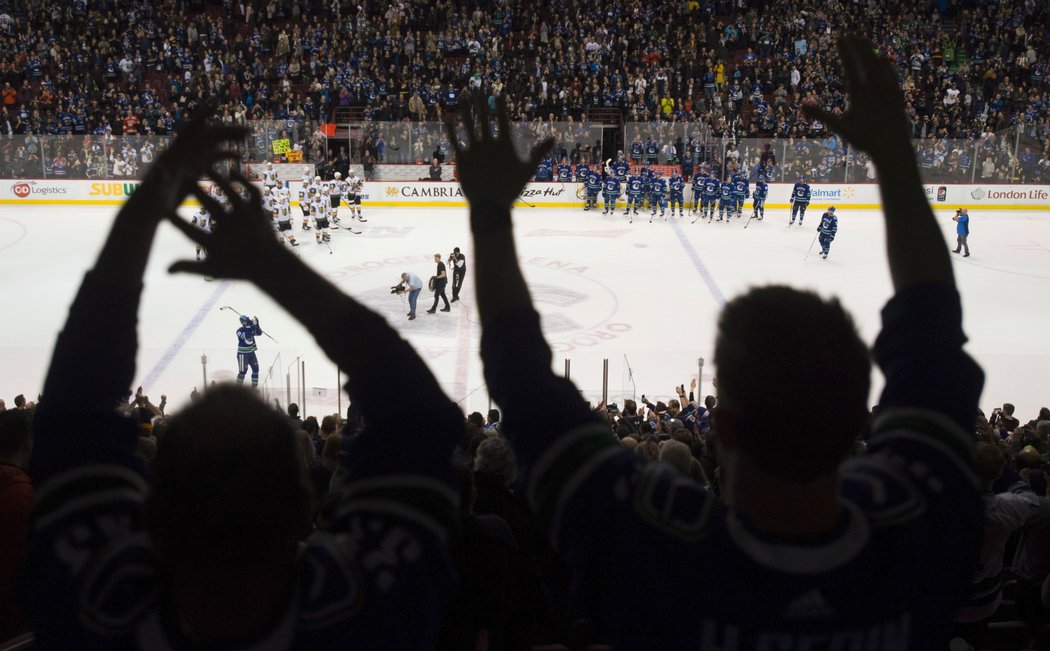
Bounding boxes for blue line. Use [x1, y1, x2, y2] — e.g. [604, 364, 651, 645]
[669, 220, 727, 308]
[141, 280, 230, 391]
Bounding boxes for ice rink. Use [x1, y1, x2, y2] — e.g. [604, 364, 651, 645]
[2, 202, 1048, 420]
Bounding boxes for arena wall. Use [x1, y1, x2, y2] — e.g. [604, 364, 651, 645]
[1, 178, 1047, 211]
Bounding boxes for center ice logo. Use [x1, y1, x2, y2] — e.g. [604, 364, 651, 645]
[11, 182, 30, 198]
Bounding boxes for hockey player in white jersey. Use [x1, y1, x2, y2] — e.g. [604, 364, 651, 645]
[311, 191, 331, 244]
[346, 169, 366, 222]
[274, 187, 298, 246]
[191, 206, 211, 260]
[329, 171, 344, 224]
[261, 162, 279, 192]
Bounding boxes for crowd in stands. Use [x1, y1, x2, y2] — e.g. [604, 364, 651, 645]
[0, 0, 1047, 182]
[4, 17, 1050, 651]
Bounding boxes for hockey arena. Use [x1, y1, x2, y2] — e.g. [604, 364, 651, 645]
[2, 197, 1048, 417]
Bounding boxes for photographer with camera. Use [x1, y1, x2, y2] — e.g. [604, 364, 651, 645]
[449, 246, 466, 302]
[953, 207, 970, 257]
[396, 271, 423, 320]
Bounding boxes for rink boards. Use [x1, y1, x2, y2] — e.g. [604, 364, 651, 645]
[0, 178, 1048, 211]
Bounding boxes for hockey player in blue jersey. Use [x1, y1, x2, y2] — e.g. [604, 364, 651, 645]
[535, 158, 553, 182]
[817, 206, 838, 259]
[556, 158, 573, 182]
[790, 175, 811, 225]
[691, 168, 707, 213]
[574, 161, 590, 182]
[668, 169, 685, 217]
[644, 137, 659, 164]
[701, 175, 721, 221]
[717, 177, 734, 222]
[629, 137, 644, 164]
[649, 174, 668, 221]
[602, 174, 621, 214]
[732, 172, 750, 219]
[236, 314, 263, 387]
[584, 168, 602, 211]
[752, 179, 768, 220]
[625, 173, 644, 220]
[612, 153, 630, 180]
[641, 162, 654, 210]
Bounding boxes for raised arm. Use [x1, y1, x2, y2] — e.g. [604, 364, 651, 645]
[804, 36, 983, 435]
[32, 107, 244, 482]
[167, 171, 464, 486]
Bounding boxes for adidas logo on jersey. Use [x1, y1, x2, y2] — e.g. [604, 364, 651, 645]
[782, 590, 834, 620]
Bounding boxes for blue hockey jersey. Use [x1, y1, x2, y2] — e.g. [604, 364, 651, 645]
[792, 182, 812, 203]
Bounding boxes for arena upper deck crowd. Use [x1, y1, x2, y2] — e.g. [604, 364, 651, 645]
[0, 0, 1047, 182]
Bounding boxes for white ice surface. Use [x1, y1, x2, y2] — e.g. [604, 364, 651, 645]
[1, 203, 1048, 421]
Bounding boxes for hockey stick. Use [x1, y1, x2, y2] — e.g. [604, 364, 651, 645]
[220, 305, 280, 343]
[322, 238, 333, 255]
[803, 232, 819, 262]
[691, 207, 705, 224]
[744, 211, 756, 229]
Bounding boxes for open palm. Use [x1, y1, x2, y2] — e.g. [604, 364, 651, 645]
[802, 36, 911, 163]
[445, 95, 553, 213]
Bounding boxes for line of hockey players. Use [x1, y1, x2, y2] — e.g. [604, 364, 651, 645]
[261, 162, 368, 249]
[571, 153, 824, 230]
[190, 163, 368, 262]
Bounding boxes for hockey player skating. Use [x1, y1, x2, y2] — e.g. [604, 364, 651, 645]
[584, 168, 602, 211]
[789, 175, 811, 225]
[732, 171, 750, 219]
[235, 314, 263, 388]
[602, 174, 621, 215]
[650, 173, 667, 222]
[817, 206, 838, 259]
[717, 177, 734, 222]
[668, 169, 685, 217]
[625, 173, 644, 220]
[346, 170, 366, 222]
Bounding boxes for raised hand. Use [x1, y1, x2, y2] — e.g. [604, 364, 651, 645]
[143, 104, 247, 219]
[167, 170, 284, 280]
[445, 94, 553, 220]
[801, 35, 910, 164]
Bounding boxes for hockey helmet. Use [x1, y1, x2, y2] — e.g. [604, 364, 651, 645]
[827, 206, 836, 212]
[334, 171, 341, 178]
[314, 175, 321, 182]
[239, 315, 252, 326]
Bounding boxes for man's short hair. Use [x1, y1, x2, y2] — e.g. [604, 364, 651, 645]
[714, 286, 871, 481]
[1037, 421, 1050, 440]
[1003, 403, 1015, 416]
[659, 440, 693, 476]
[974, 441, 1005, 482]
[474, 437, 518, 486]
[146, 386, 309, 567]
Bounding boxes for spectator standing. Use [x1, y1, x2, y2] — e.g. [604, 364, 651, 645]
[451, 36, 984, 649]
